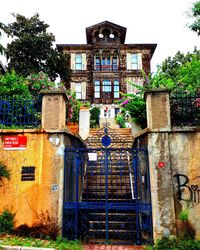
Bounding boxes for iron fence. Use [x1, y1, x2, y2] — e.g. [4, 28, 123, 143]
[0, 96, 42, 128]
[170, 94, 200, 126]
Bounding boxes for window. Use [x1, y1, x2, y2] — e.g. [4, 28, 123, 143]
[71, 53, 86, 70]
[95, 55, 100, 70]
[126, 53, 142, 70]
[131, 54, 139, 70]
[102, 55, 111, 71]
[75, 54, 82, 70]
[126, 78, 143, 94]
[94, 80, 100, 98]
[93, 79, 120, 100]
[113, 55, 118, 71]
[102, 80, 111, 92]
[114, 80, 120, 98]
[75, 83, 82, 99]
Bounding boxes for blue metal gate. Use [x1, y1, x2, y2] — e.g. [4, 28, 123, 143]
[63, 126, 153, 245]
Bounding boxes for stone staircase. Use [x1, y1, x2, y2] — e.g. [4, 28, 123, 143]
[80, 127, 137, 243]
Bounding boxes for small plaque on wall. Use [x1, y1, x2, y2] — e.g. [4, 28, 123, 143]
[21, 166, 35, 181]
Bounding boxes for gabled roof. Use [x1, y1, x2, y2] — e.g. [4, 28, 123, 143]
[86, 20, 127, 44]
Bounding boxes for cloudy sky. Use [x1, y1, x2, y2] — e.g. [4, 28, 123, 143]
[0, 0, 199, 72]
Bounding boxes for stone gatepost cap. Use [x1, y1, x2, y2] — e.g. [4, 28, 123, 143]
[40, 89, 68, 100]
[144, 88, 171, 100]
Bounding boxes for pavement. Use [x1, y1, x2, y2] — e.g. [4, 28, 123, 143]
[1, 245, 146, 250]
[83, 245, 146, 250]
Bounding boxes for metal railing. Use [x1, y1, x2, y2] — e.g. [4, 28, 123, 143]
[0, 96, 42, 128]
[170, 94, 200, 127]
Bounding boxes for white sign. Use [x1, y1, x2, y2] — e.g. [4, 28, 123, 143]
[88, 153, 97, 161]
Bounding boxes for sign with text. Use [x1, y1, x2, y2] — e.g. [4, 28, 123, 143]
[88, 153, 97, 161]
[4, 136, 27, 150]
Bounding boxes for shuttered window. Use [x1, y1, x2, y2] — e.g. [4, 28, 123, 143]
[70, 82, 86, 100]
[126, 53, 142, 70]
[71, 53, 86, 70]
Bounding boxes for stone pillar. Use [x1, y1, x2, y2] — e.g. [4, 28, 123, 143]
[145, 89, 171, 129]
[79, 107, 90, 140]
[41, 90, 67, 130]
[148, 132, 176, 240]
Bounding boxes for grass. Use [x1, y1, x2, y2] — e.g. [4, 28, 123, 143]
[0, 235, 83, 250]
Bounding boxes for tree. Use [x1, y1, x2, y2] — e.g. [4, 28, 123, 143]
[118, 48, 200, 127]
[188, 1, 200, 35]
[0, 21, 9, 55]
[6, 13, 71, 82]
[0, 70, 31, 98]
[146, 48, 200, 94]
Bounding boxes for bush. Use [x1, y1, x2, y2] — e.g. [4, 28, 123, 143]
[153, 237, 200, 250]
[0, 161, 10, 181]
[90, 107, 100, 128]
[0, 209, 15, 235]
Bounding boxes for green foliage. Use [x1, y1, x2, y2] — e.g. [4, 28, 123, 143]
[152, 237, 200, 250]
[179, 209, 189, 222]
[0, 236, 83, 249]
[5, 13, 71, 82]
[0, 209, 15, 235]
[90, 107, 100, 128]
[27, 72, 56, 97]
[0, 70, 31, 98]
[66, 91, 82, 123]
[0, 161, 10, 181]
[115, 113, 126, 128]
[144, 49, 200, 94]
[118, 81, 147, 128]
[188, 1, 200, 35]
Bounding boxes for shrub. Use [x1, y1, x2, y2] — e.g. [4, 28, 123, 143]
[153, 237, 200, 249]
[0, 209, 15, 235]
[0, 161, 10, 181]
[90, 107, 100, 128]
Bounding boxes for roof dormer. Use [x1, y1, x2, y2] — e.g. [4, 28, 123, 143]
[86, 21, 126, 45]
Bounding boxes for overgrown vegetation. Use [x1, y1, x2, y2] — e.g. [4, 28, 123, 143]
[90, 106, 100, 128]
[0, 161, 10, 181]
[14, 211, 60, 240]
[147, 237, 200, 250]
[0, 209, 15, 235]
[0, 236, 82, 249]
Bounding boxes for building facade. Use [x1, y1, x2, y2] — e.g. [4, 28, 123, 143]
[57, 21, 156, 124]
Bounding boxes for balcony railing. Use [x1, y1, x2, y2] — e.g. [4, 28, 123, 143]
[170, 94, 200, 127]
[0, 96, 42, 128]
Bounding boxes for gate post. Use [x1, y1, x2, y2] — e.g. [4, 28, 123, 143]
[145, 89, 176, 240]
[40, 90, 67, 130]
[145, 89, 171, 130]
[79, 106, 90, 140]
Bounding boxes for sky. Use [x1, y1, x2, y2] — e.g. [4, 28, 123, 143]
[0, 0, 199, 73]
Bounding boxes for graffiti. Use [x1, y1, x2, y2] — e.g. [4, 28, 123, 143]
[174, 174, 200, 203]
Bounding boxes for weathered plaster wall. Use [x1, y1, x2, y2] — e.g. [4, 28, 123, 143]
[147, 132, 176, 239]
[169, 131, 200, 239]
[135, 129, 200, 240]
[0, 130, 65, 227]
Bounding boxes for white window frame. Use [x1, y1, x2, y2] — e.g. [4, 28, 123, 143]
[126, 53, 142, 70]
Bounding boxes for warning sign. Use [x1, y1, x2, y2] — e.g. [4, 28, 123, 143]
[4, 136, 27, 150]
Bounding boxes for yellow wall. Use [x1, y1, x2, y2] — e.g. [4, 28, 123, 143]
[0, 130, 63, 227]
